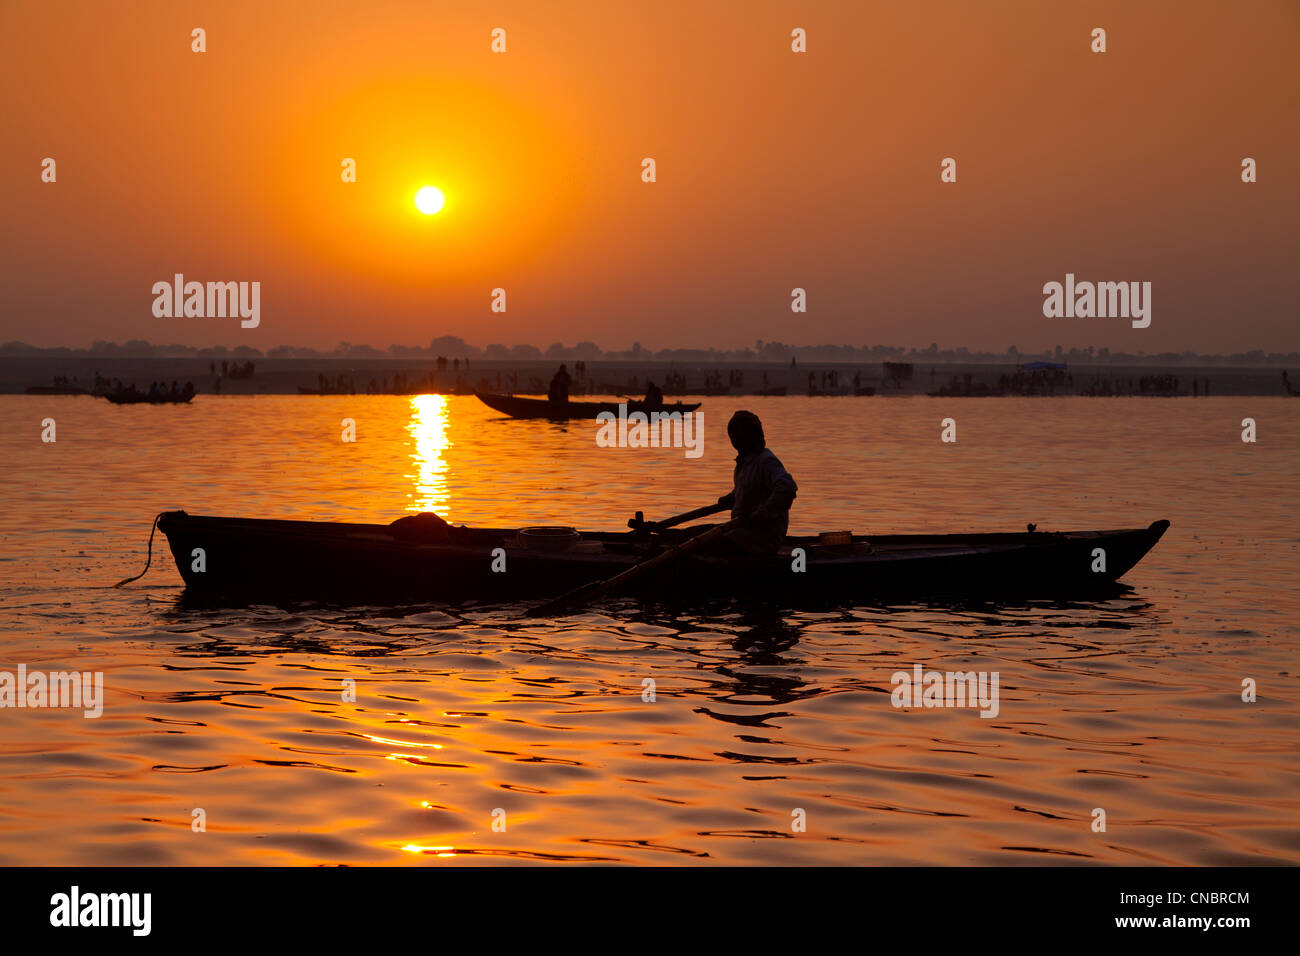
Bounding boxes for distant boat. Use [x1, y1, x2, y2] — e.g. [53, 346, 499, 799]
[475, 392, 700, 420]
[101, 395, 195, 405]
[756, 386, 788, 396]
[25, 384, 89, 395]
[100, 389, 194, 405]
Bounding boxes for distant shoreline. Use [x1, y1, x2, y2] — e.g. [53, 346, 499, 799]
[4, 356, 1296, 397]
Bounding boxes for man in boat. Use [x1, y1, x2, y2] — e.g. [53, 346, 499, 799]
[715, 410, 797, 554]
[548, 364, 572, 403]
[643, 380, 664, 407]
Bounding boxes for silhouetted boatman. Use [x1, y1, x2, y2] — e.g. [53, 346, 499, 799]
[715, 410, 797, 554]
[548, 364, 572, 403]
[643, 380, 664, 407]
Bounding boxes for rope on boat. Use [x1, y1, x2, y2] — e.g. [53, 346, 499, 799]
[113, 512, 164, 588]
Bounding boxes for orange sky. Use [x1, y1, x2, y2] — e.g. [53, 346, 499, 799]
[1, 0, 1297, 353]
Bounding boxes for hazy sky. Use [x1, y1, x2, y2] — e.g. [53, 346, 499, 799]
[2, 0, 1297, 353]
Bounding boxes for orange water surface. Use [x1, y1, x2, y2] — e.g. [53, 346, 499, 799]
[1, 394, 1296, 864]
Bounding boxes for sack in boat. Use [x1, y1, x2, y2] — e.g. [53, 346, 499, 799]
[390, 512, 458, 542]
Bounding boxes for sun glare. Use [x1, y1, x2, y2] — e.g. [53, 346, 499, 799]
[415, 186, 445, 215]
[408, 394, 450, 514]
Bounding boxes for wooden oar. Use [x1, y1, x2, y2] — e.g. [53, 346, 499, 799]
[526, 519, 738, 617]
[628, 500, 729, 533]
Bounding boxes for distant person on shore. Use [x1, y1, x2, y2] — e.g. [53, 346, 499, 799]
[715, 411, 798, 555]
[548, 364, 572, 403]
[643, 380, 663, 406]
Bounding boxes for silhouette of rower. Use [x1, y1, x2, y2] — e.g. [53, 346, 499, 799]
[715, 411, 797, 554]
[548, 364, 572, 403]
[643, 380, 664, 407]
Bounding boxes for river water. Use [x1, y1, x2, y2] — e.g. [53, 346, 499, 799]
[1, 394, 1296, 864]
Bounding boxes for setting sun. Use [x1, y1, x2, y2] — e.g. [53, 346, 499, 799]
[414, 186, 445, 215]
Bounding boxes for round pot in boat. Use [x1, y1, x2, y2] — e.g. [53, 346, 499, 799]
[519, 526, 581, 552]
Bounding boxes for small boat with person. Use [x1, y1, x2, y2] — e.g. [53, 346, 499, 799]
[140, 508, 1170, 608]
[475, 391, 701, 420]
[101, 387, 195, 405]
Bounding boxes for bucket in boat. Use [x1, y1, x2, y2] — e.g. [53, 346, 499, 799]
[818, 530, 853, 547]
[519, 526, 581, 552]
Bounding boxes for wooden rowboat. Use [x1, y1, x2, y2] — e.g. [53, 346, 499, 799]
[154, 511, 1170, 606]
[101, 392, 194, 405]
[475, 392, 701, 420]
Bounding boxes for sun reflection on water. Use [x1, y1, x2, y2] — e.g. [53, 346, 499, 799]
[407, 394, 451, 514]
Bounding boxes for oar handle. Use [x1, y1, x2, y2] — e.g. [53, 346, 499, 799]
[628, 500, 729, 532]
[527, 519, 738, 617]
